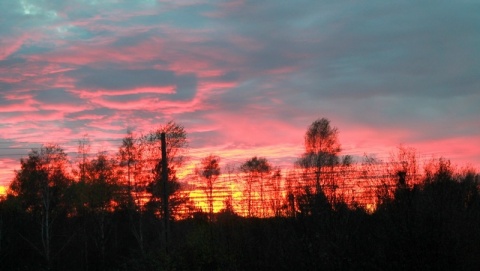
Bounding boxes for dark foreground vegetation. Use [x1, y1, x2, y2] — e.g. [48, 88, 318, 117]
[1, 119, 479, 270]
[1, 163, 480, 270]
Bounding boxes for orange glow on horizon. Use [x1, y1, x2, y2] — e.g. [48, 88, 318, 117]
[1, 128, 479, 217]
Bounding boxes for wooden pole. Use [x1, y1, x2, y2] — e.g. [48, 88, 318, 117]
[161, 132, 169, 254]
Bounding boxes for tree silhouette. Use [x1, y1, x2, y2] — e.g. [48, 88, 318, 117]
[76, 134, 91, 183]
[8, 144, 73, 268]
[118, 131, 136, 204]
[2, 120, 480, 270]
[296, 118, 341, 200]
[267, 168, 284, 217]
[296, 118, 341, 214]
[196, 154, 221, 221]
[118, 130, 148, 256]
[144, 121, 189, 219]
[240, 157, 272, 217]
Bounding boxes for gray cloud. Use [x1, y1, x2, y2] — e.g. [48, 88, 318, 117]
[70, 68, 176, 90]
[35, 88, 79, 104]
[68, 67, 197, 101]
[65, 108, 115, 119]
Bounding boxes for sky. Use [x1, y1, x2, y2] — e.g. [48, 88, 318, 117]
[1, 0, 480, 189]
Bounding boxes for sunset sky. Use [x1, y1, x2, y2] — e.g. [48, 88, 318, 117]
[1, 1, 479, 189]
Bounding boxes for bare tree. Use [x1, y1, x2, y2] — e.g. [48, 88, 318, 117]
[388, 145, 420, 188]
[269, 168, 283, 217]
[195, 155, 221, 220]
[240, 157, 272, 217]
[76, 134, 91, 183]
[284, 170, 299, 217]
[118, 131, 149, 256]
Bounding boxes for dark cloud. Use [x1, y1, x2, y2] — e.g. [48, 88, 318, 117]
[213, 1, 480, 101]
[173, 74, 197, 100]
[70, 68, 176, 90]
[65, 108, 116, 120]
[67, 67, 197, 101]
[35, 88, 79, 104]
[0, 82, 13, 94]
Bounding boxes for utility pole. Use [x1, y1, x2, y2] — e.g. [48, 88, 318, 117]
[160, 132, 169, 254]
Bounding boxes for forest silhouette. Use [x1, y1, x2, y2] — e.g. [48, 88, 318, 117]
[0, 118, 479, 270]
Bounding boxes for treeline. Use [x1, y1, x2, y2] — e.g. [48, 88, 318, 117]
[0, 119, 479, 270]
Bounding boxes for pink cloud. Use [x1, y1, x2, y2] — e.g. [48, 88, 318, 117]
[1, 111, 65, 124]
[197, 81, 238, 92]
[335, 120, 480, 170]
[2, 93, 34, 100]
[0, 61, 77, 93]
[1, 90, 89, 114]
[26, 36, 165, 66]
[66, 114, 106, 121]
[37, 103, 92, 113]
[23, 25, 247, 93]
[0, 36, 26, 61]
[86, 90, 212, 118]
[0, 122, 75, 142]
[164, 44, 244, 77]
[410, 136, 480, 169]
[90, 96, 162, 111]
[71, 86, 176, 99]
[339, 123, 414, 154]
[202, 111, 304, 149]
[0, 103, 38, 113]
[195, 81, 239, 103]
